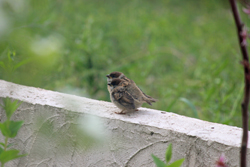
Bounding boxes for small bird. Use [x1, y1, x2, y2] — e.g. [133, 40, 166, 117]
[106, 72, 157, 114]
[106, 71, 156, 104]
[108, 78, 143, 114]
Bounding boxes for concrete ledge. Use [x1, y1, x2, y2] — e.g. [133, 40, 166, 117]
[0, 79, 249, 167]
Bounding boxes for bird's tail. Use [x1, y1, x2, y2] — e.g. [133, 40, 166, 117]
[143, 96, 157, 106]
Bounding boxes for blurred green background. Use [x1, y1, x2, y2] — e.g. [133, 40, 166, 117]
[0, 0, 249, 127]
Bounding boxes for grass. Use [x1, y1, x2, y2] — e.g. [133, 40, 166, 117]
[0, 0, 249, 127]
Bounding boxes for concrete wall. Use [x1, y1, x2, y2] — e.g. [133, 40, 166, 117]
[0, 79, 249, 167]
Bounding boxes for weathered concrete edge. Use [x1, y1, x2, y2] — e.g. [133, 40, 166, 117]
[0, 79, 249, 150]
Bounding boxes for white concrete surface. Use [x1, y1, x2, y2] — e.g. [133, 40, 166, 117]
[0, 79, 249, 167]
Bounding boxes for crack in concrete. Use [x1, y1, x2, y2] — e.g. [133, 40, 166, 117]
[124, 140, 168, 167]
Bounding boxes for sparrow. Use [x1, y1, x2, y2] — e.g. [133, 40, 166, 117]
[108, 78, 146, 114]
[106, 71, 157, 105]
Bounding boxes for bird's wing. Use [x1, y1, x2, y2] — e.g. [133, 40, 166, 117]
[112, 86, 135, 109]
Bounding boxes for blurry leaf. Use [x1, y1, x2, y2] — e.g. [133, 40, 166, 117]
[167, 158, 185, 167]
[224, 83, 244, 124]
[7, 50, 13, 62]
[9, 121, 24, 138]
[13, 58, 32, 71]
[204, 86, 217, 102]
[0, 121, 23, 138]
[7, 143, 15, 148]
[0, 149, 26, 164]
[179, 97, 198, 118]
[212, 60, 228, 77]
[0, 61, 6, 69]
[1, 98, 22, 120]
[165, 143, 172, 163]
[0, 122, 10, 137]
[0, 143, 4, 148]
[166, 96, 180, 111]
[0, 147, 3, 155]
[222, 84, 236, 104]
[151, 154, 166, 167]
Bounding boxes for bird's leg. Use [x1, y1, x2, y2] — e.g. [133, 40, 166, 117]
[115, 110, 126, 114]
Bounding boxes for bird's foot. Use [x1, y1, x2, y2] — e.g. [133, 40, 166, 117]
[115, 112, 126, 114]
[115, 110, 126, 114]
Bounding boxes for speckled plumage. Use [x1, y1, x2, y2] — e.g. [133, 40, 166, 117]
[106, 72, 157, 114]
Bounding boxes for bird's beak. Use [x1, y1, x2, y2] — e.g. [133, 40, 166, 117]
[107, 83, 111, 86]
[106, 74, 110, 78]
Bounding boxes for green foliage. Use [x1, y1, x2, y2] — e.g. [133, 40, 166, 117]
[0, 121, 24, 138]
[0, 0, 249, 127]
[165, 143, 172, 163]
[167, 159, 185, 167]
[0, 150, 26, 165]
[152, 155, 166, 167]
[179, 98, 199, 119]
[0, 98, 26, 167]
[152, 143, 185, 167]
[0, 49, 31, 82]
[0, 98, 22, 120]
